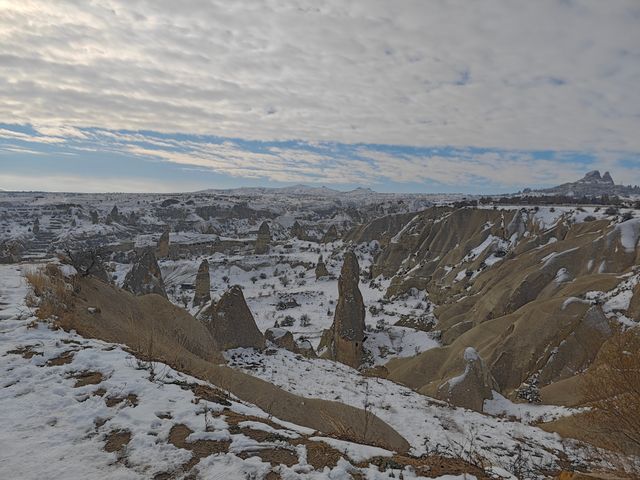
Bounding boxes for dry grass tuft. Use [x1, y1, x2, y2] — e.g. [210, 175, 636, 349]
[24, 264, 76, 321]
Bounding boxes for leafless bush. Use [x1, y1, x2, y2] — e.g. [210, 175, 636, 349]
[24, 264, 75, 320]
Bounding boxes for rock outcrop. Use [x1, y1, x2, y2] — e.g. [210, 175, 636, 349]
[265, 328, 318, 358]
[322, 225, 339, 243]
[537, 169, 639, 197]
[255, 222, 271, 254]
[537, 306, 611, 386]
[265, 327, 297, 351]
[123, 249, 167, 298]
[106, 205, 120, 224]
[315, 255, 329, 279]
[436, 347, 497, 412]
[204, 285, 265, 350]
[291, 221, 306, 240]
[320, 251, 366, 368]
[157, 228, 170, 258]
[192, 259, 211, 307]
[363, 206, 640, 407]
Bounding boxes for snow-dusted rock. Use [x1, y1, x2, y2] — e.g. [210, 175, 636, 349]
[437, 347, 497, 412]
[123, 249, 167, 298]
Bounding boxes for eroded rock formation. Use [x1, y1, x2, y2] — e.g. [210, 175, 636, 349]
[291, 221, 306, 240]
[436, 347, 497, 412]
[315, 255, 329, 279]
[320, 251, 365, 368]
[123, 249, 167, 298]
[157, 228, 170, 258]
[322, 225, 339, 243]
[204, 285, 265, 350]
[255, 222, 271, 254]
[193, 259, 211, 307]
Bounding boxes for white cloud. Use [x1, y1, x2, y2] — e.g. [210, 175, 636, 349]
[0, 0, 639, 155]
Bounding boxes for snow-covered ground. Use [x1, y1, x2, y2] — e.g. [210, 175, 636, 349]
[0, 263, 479, 480]
[224, 346, 586, 476]
[150, 239, 440, 366]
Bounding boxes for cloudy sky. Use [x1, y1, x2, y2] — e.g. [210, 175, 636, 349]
[1, 0, 639, 193]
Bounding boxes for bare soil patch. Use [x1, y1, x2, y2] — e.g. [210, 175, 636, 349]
[73, 371, 103, 387]
[105, 393, 138, 408]
[7, 345, 42, 359]
[104, 429, 131, 453]
[46, 351, 75, 366]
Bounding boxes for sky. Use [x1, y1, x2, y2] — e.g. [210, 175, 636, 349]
[0, 0, 639, 193]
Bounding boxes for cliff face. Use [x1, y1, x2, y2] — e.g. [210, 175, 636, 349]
[356, 206, 640, 408]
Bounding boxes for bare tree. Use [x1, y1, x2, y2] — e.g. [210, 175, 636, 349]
[62, 245, 108, 279]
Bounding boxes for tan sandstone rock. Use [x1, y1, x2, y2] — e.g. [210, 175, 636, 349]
[320, 251, 366, 368]
[204, 285, 265, 350]
[436, 347, 497, 412]
[192, 259, 211, 307]
[315, 255, 329, 279]
[157, 228, 170, 258]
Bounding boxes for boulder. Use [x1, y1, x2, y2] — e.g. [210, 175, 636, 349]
[320, 251, 366, 368]
[255, 222, 271, 254]
[322, 225, 339, 243]
[315, 255, 329, 279]
[204, 285, 265, 350]
[265, 328, 297, 351]
[192, 259, 211, 307]
[436, 347, 497, 412]
[157, 228, 170, 258]
[296, 339, 317, 358]
[123, 249, 167, 298]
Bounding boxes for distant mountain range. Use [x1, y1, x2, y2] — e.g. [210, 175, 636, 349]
[198, 184, 424, 198]
[524, 170, 640, 198]
[208, 185, 375, 197]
